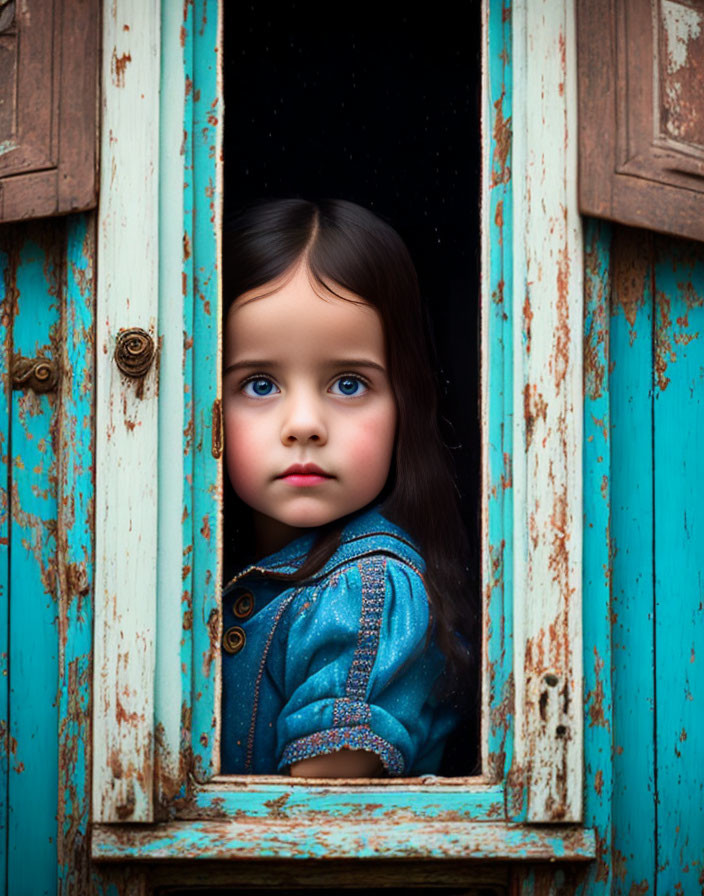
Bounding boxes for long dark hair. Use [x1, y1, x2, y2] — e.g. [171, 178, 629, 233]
[222, 198, 476, 690]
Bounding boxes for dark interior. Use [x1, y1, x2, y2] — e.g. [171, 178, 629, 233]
[223, 1, 482, 775]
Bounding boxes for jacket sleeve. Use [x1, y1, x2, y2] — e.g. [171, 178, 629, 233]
[276, 554, 455, 775]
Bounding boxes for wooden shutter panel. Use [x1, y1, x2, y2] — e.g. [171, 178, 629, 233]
[0, 0, 99, 223]
[578, 0, 704, 242]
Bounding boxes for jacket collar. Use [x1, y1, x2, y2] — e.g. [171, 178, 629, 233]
[223, 504, 423, 593]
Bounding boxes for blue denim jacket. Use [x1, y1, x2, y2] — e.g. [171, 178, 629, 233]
[221, 505, 458, 775]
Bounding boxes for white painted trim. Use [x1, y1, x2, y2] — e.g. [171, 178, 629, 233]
[94, 0, 161, 823]
[512, 0, 584, 821]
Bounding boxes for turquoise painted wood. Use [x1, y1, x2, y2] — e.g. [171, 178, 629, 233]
[0, 240, 10, 893]
[189, 0, 222, 783]
[0, 216, 95, 896]
[57, 214, 95, 893]
[652, 235, 704, 895]
[581, 218, 614, 894]
[483, 0, 515, 798]
[607, 227, 704, 896]
[5, 223, 61, 895]
[610, 228, 657, 896]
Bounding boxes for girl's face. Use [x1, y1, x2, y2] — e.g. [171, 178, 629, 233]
[223, 261, 397, 554]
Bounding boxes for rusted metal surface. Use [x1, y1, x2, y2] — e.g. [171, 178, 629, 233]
[510, 0, 583, 823]
[114, 328, 156, 380]
[93, 0, 161, 823]
[10, 354, 58, 392]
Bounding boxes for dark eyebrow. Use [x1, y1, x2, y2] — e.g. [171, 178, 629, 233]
[222, 359, 387, 376]
[222, 360, 279, 376]
[328, 359, 387, 374]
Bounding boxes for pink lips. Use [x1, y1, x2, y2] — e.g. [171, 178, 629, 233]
[278, 463, 334, 487]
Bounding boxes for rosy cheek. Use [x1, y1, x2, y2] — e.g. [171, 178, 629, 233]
[224, 412, 260, 502]
[349, 411, 396, 485]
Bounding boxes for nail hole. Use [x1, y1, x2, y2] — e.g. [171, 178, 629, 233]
[556, 725, 567, 737]
[544, 673, 559, 687]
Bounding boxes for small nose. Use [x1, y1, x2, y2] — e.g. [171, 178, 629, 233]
[280, 390, 328, 446]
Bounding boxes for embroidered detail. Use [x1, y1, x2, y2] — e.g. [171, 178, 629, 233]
[245, 588, 301, 771]
[345, 556, 386, 702]
[332, 697, 371, 727]
[280, 726, 404, 775]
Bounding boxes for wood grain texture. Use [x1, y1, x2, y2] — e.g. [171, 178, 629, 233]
[154, 0, 188, 815]
[7, 223, 61, 894]
[579, 217, 614, 895]
[578, 0, 704, 241]
[0, 233, 10, 891]
[93, 0, 161, 823]
[92, 819, 595, 862]
[0, 0, 99, 222]
[511, 0, 584, 823]
[609, 227, 656, 896]
[189, 0, 223, 784]
[57, 213, 96, 893]
[652, 234, 704, 896]
[481, 0, 515, 793]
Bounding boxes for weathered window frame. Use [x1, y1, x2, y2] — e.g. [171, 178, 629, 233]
[91, 0, 594, 868]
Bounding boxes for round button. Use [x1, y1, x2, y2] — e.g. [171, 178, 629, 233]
[223, 625, 246, 655]
[233, 590, 255, 619]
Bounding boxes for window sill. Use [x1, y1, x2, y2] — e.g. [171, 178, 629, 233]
[92, 819, 596, 862]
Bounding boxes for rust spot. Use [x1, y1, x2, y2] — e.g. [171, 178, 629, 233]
[264, 793, 291, 819]
[586, 647, 609, 729]
[523, 383, 547, 449]
[628, 881, 649, 896]
[554, 243, 571, 391]
[111, 48, 132, 88]
[115, 782, 136, 821]
[522, 292, 533, 354]
[491, 90, 512, 187]
[183, 231, 192, 261]
[594, 828, 610, 882]
[594, 768, 603, 796]
[109, 749, 124, 779]
[211, 398, 223, 459]
[613, 227, 651, 345]
[494, 199, 504, 238]
[200, 515, 211, 541]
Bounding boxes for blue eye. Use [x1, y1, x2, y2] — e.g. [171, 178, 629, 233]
[331, 376, 367, 397]
[242, 377, 279, 397]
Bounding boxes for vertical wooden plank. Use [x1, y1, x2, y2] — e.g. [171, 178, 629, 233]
[154, 0, 188, 811]
[190, 0, 223, 782]
[180, 0, 197, 791]
[652, 235, 704, 896]
[482, 0, 515, 794]
[609, 226, 656, 896]
[511, 0, 584, 821]
[57, 213, 95, 893]
[94, 0, 160, 822]
[8, 223, 60, 895]
[580, 218, 613, 894]
[0, 235, 13, 893]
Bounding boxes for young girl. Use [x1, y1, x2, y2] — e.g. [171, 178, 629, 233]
[221, 198, 474, 777]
